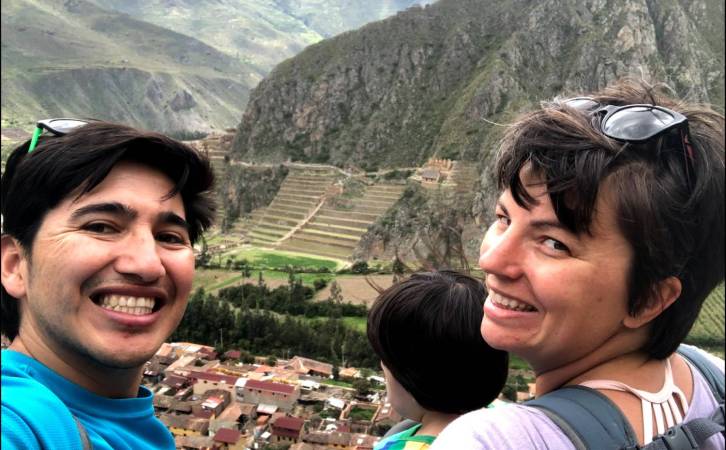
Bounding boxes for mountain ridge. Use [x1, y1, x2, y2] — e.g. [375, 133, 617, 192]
[231, 0, 724, 169]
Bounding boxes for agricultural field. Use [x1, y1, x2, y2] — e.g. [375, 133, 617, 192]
[686, 283, 725, 357]
[221, 247, 343, 271]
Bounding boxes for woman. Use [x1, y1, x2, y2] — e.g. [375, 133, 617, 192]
[430, 79, 724, 449]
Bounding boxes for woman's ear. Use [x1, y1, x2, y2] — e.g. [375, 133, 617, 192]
[623, 276, 681, 329]
[1, 235, 28, 299]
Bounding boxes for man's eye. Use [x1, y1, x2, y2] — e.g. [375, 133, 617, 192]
[82, 222, 117, 234]
[543, 238, 569, 253]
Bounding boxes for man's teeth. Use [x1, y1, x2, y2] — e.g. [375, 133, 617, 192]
[98, 295, 155, 315]
[490, 293, 536, 312]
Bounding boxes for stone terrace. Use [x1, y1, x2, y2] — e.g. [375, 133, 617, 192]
[247, 167, 339, 249]
[278, 183, 405, 261]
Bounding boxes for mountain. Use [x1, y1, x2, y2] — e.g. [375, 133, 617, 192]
[90, 0, 431, 76]
[1, 0, 253, 133]
[1, 0, 429, 133]
[231, 0, 725, 168]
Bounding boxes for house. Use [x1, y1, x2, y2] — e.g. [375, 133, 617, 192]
[270, 415, 305, 444]
[420, 168, 441, 183]
[158, 414, 209, 437]
[241, 379, 300, 412]
[302, 431, 353, 448]
[338, 367, 361, 380]
[285, 356, 333, 378]
[212, 427, 245, 450]
[349, 434, 380, 450]
[188, 371, 239, 395]
[223, 349, 242, 361]
[162, 373, 190, 390]
[174, 435, 215, 450]
[210, 402, 254, 435]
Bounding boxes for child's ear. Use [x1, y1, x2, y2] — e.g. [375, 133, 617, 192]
[1, 235, 28, 299]
[623, 276, 681, 329]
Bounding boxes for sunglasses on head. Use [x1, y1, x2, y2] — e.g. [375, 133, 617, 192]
[27, 118, 95, 153]
[563, 97, 694, 184]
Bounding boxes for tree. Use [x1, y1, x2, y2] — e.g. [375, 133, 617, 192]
[352, 378, 372, 397]
[332, 365, 340, 380]
[266, 356, 277, 366]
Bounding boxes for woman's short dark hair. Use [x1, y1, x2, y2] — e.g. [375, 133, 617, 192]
[367, 270, 509, 414]
[495, 78, 724, 359]
[1, 121, 216, 340]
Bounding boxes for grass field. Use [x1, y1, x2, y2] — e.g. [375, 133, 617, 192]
[223, 247, 343, 271]
[686, 283, 725, 358]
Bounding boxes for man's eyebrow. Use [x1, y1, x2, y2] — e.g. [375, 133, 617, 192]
[159, 211, 189, 230]
[70, 202, 136, 221]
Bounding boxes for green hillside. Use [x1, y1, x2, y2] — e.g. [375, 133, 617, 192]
[232, 0, 725, 168]
[1, 0, 252, 132]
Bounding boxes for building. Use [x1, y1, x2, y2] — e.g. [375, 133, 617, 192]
[270, 415, 305, 444]
[241, 379, 300, 412]
[212, 427, 245, 450]
[285, 356, 333, 378]
[188, 370, 239, 395]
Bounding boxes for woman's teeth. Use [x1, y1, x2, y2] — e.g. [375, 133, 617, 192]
[490, 293, 536, 312]
[98, 294, 155, 315]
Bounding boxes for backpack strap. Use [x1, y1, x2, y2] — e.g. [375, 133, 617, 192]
[525, 385, 639, 450]
[637, 345, 725, 450]
[527, 346, 725, 450]
[676, 344, 724, 401]
[72, 415, 93, 450]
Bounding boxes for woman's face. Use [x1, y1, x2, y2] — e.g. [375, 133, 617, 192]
[478, 173, 635, 373]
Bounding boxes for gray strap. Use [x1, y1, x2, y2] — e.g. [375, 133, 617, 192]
[72, 416, 93, 450]
[641, 404, 724, 450]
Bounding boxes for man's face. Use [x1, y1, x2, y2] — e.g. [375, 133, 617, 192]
[16, 161, 194, 370]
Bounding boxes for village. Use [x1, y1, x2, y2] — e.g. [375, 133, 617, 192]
[144, 341, 401, 450]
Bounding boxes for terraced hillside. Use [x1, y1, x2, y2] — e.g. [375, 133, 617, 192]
[448, 160, 479, 193]
[279, 183, 405, 260]
[247, 167, 339, 248]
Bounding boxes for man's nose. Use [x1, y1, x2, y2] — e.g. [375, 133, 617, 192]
[113, 231, 166, 282]
[479, 228, 523, 280]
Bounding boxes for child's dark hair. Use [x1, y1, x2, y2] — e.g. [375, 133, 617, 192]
[367, 270, 508, 414]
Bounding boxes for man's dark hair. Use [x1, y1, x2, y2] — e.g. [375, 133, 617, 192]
[1, 121, 216, 340]
[495, 78, 725, 359]
[367, 270, 509, 414]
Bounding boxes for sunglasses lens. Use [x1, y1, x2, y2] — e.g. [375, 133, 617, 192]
[45, 119, 89, 135]
[564, 98, 599, 110]
[602, 107, 681, 142]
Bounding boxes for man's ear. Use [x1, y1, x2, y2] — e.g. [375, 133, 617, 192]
[1, 235, 28, 299]
[623, 276, 681, 329]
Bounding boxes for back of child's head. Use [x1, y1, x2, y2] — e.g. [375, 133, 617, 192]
[367, 270, 508, 414]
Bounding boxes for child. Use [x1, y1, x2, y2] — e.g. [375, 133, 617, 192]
[367, 270, 508, 450]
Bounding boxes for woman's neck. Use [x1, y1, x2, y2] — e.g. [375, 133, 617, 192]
[534, 330, 647, 396]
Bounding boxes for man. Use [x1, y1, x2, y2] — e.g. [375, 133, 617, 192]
[1, 119, 215, 449]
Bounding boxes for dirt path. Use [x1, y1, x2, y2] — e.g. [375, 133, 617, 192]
[313, 275, 394, 307]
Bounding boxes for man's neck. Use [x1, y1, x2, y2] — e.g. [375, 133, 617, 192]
[9, 333, 144, 399]
[533, 330, 648, 396]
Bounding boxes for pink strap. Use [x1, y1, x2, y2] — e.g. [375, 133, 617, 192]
[578, 358, 689, 444]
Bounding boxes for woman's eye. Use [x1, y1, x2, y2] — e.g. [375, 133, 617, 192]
[543, 238, 569, 253]
[157, 233, 186, 245]
[495, 214, 511, 226]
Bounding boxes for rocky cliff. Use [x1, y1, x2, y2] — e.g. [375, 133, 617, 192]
[232, 0, 724, 169]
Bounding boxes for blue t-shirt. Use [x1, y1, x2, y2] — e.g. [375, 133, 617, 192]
[1, 350, 175, 450]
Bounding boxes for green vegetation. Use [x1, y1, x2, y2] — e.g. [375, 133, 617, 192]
[686, 283, 725, 357]
[227, 248, 340, 271]
[348, 406, 375, 421]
